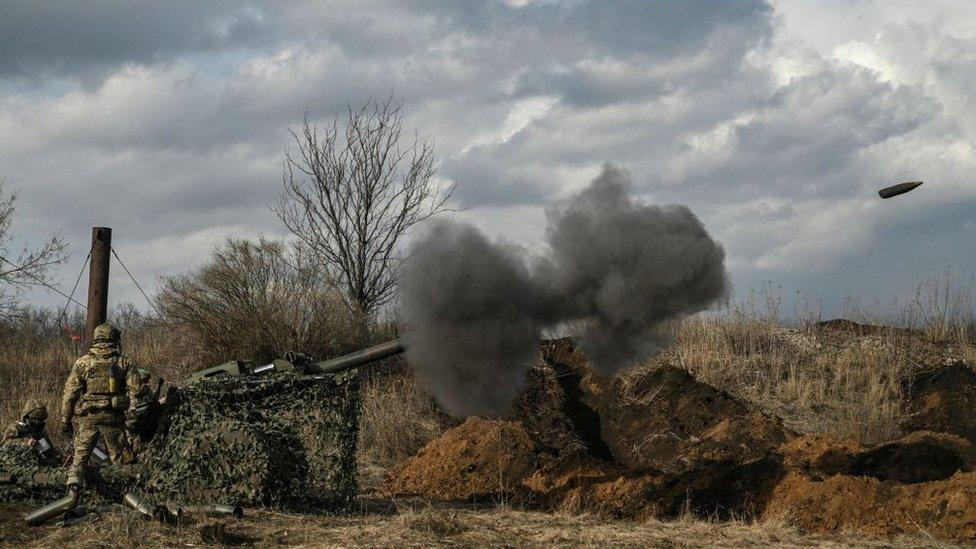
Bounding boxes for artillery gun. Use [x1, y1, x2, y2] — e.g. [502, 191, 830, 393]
[184, 339, 405, 384]
[7, 339, 407, 525]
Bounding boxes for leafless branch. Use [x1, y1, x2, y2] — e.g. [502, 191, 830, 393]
[0, 178, 68, 312]
[273, 96, 454, 319]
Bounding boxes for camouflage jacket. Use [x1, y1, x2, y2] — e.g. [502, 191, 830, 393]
[61, 348, 140, 423]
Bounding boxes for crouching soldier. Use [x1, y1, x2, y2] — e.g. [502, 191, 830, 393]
[60, 323, 140, 490]
[2, 399, 59, 463]
[124, 366, 161, 456]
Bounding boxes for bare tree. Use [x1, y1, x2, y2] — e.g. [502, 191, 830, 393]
[0, 178, 67, 314]
[273, 96, 453, 319]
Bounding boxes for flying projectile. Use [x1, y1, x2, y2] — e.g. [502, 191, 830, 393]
[878, 181, 923, 199]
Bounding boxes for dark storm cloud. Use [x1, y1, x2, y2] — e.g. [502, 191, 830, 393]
[0, 1, 275, 80]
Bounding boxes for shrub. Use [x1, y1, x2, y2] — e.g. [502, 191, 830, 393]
[157, 238, 364, 368]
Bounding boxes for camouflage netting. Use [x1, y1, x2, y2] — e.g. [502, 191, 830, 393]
[0, 445, 64, 503]
[0, 444, 134, 505]
[138, 370, 359, 510]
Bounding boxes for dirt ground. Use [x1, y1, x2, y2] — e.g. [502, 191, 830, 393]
[0, 500, 964, 548]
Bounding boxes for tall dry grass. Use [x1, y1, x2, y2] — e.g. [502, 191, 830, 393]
[357, 369, 456, 490]
[668, 276, 975, 444]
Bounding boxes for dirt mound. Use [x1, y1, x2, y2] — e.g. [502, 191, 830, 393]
[851, 431, 974, 483]
[509, 339, 610, 459]
[780, 431, 974, 483]
[388, 418, 541, 501]
[388, 341, 976, 540]
[522, 454, 659, 518]
[778, 433, 863, 475]
[600, 366, 793, 473]
[522, 451, 786, 520]
[764, 471, 976, 541]
[815, 318, 917, 337]
[903, 361, 976, 443]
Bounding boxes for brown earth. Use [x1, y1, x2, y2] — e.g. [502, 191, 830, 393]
[522, 453, 657, 518]
[902, 360, 976, 443]
[600, 365, 793, 473]
[763, 471, 976, 541]
[509, 339, 611, 460]
[387, 417, 541, 502]
[781, 431, 975, 482]
[387, 344, 976, 541]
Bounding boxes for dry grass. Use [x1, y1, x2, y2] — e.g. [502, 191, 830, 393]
[1, 502, 962, 548]
[356, 370, 454, 490]
[0, 308, 180, 450]
[661, 280, 975, 444]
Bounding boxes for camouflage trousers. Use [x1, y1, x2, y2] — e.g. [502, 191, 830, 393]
[67, 416, 131, 488]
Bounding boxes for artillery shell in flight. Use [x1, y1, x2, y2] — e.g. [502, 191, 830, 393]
[878, 181, 923, 199]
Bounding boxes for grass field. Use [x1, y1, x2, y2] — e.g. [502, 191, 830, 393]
[0, 501, 960, 548]
[1, 276, 974, 547]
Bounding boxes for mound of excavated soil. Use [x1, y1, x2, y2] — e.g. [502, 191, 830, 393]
[388, 418, 541, 501]
[522, 454, 658, 518]
[763, 471, 976, 541]
[509, 339, 611, 460]
[521, 451, 786, 520]
[851, 431, 975, 483]
[600, 366, 793, 473]
[778, 433, 863, 474]
[815, 319, 918, 336]
[781, 431, 975, 483]
[903, 361, 976, 443]
[389, 340, 976, 540]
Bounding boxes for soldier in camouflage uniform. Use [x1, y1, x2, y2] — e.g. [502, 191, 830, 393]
[3, 399, 48, 442]
[124, 366, 157, 455]
[60, 323, 141, 489]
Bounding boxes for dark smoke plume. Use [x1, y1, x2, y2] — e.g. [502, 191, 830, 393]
[400, 164, 728, 416]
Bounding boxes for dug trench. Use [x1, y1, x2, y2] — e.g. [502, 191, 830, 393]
[388, 339, 976, 542]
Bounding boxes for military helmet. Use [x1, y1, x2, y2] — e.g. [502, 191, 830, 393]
[20, 399, 47, 422]
[92, 323, 121, 344]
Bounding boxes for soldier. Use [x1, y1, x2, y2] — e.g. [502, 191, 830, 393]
[124, 366, 159, 456]
[60, 323, 141, 489]
[2, 399, 59, 462]
[3, 399, 47, 442]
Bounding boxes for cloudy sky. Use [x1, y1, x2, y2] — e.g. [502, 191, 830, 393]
[1, 0, 974, 317]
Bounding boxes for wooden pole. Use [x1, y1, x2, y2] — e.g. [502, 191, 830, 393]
[84, 227, 111, 347]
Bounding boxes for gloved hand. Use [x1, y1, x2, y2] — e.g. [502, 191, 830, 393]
[61, 420, 74, 438]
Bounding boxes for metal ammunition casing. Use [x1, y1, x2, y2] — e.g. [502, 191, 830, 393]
[878, 181, 923, 199]
[24, 490, 80, 526]
[178, 503, 245, 519]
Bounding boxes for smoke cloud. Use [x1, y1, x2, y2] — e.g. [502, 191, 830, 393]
[400, 164, 729, 416]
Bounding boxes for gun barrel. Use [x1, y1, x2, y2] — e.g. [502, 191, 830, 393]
[310, 339, 405, 374]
